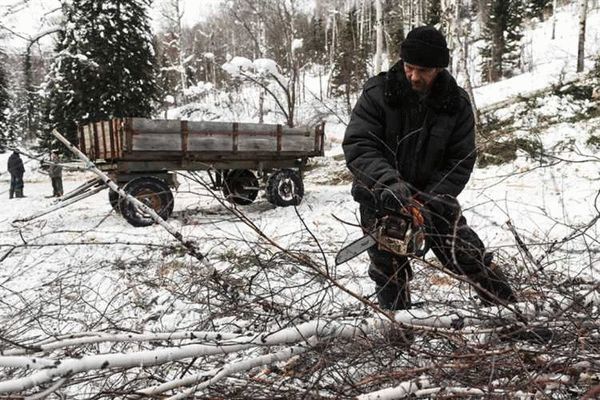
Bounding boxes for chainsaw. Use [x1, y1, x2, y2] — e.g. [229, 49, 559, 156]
[335, 202, 429, 266]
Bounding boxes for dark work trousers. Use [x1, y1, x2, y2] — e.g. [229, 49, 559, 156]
[360, 200, 516, 310]
[51, 177, 63, 197]
[9, 174, 24, 198]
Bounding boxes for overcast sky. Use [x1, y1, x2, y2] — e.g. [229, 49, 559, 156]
[0, 0, 222, 49]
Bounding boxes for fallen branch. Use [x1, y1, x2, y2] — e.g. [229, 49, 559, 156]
[47, 129, 206, 262]
[3, 291, 596, 395]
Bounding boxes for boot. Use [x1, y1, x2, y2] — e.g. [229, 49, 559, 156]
[375, 283, 411, 311]
[375, 283, 414, 347]
[9, 189, 14, 199]
[469, 264, 517, 306]
[15, 189, 24, 198]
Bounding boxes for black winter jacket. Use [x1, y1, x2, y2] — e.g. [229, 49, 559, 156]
[343, 61, 476, 204]
[7, 153, 24, 177]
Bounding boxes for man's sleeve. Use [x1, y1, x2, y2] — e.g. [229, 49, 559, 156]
[342, 86, 401, 190]
[424, 101, 476, 197]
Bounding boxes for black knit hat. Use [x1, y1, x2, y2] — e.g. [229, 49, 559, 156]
[400, 26, 449, 68]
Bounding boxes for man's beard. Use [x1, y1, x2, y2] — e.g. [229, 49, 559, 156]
[410, 80, 427, 93]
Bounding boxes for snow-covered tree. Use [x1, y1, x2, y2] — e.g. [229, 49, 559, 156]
[577, 0, 588, 73]
[0, 53, 10, 151]
[156, 0, 193, 104]
[525, 0, 552, 20]
[426, 0, 443, 25]
[222, 56, 298, 127]
[331, 8, 368, 114]
[41, 0, 158, 153]
[480, 0, 524, 82]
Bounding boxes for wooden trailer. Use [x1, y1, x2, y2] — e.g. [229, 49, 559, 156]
[78, 118, 325, 226]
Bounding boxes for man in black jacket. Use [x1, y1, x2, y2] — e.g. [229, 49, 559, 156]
[7, 151, 25, 199]
[343, 26, 516, 310]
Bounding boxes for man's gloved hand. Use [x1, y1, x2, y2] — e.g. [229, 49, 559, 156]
[379, 181, 412, 212]
[422, 193, 461, 224]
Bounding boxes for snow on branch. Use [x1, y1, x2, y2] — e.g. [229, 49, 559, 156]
[2, 292, 596, 395]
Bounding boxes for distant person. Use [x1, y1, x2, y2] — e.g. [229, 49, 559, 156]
[7, 150, 25, 199]
[343, 26, 516, 310]
[48, 153, 63, 197]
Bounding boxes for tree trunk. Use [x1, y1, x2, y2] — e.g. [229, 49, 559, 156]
[174, 0, 187, 100]
[374, 0, 384, 74]
[551, 0, 558, 39]
[577, 0, 588, 73]
[258, 90, 264, 124]
[490, 4, 504, 82]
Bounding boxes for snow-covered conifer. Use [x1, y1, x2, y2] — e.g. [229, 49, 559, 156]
[0, 53, 10, 151]
[331, 8, 368, 114]
[480, 0, 524, 82]
[41, 0, 158, 153]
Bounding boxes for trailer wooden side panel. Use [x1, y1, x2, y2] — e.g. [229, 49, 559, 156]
[81, 117, 325, 167]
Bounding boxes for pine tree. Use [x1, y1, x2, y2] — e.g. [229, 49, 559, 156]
[426, 0, 442, 26]
[480, 0, 524, 82]
[526, 0, 552, 20]
[42, 0, 158, 154]
[302, 16, 327, 65]
[331, 8, 368, 114]
[503, 0, 524, 77]
[0, 54, 10, 151]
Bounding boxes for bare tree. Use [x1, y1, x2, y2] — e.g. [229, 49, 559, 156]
[374, 0, 384, 74]
[577, 0, 588, 72]
[159, 0, 190, 102]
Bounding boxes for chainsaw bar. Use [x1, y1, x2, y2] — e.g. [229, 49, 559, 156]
[335, 233, 377, 266]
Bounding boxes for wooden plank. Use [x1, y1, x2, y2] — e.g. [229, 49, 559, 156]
[97, 122, 107, 159]
[188, 135, 234, 152]
[237, 137, 278, 152]
[181, 120, 188, 155]
[280, 136, 316, 152]
[82, 125, 92, 158]
[131, 133, 182, 151]
[237, 122, 277, 135]
[276, 124, 282, 153]
[113, 119, 121, 158]
[92, 123, 100, 160]
[125, 118, 133, 152]
[100, 121, 108, 159]
[107, 121, 116, 160]
[232, 122, 238, 152]
[130, 117, 181, 133]
[79, 125, 86, 155]
[188, 120, 237, 133]
[281, 127, 311, 136]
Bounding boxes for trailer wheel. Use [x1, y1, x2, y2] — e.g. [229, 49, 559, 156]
[222, 170, 259, 205]
[108, 189, 120, 211]
[119, 177, 174, 227]
[266, 169, 304, 207]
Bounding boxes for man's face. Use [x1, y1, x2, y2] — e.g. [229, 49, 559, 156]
[403, 63, 442, 93]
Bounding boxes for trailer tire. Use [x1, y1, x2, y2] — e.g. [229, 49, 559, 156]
[108, 189, 120, 211]
[266, 169, 304, 207]
[119, 177, 174, 227]
[222, 169, 259, 205]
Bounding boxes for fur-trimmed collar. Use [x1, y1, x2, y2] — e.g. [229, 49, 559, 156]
[384, 60, 461, 114]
